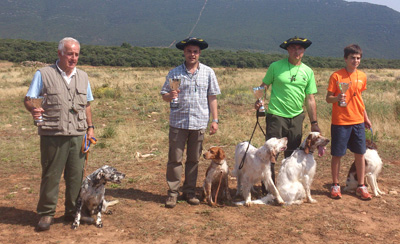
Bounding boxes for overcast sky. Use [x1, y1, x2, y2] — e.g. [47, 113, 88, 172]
[346, 0, 400, 12]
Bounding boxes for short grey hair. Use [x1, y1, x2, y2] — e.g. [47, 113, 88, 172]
[58, 37, 80, 55]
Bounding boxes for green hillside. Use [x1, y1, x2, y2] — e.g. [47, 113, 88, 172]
[1, 0, 400, 58]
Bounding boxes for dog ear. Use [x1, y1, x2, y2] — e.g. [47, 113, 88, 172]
[304, 134, 312, 154]
[366, 139, 378, 150]
[96, 171, 105, 180]
[269, 149, 276, 163]
[217, 148, 226, 160]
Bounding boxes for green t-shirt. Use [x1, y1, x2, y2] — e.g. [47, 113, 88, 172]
[262, 58, 317, 118]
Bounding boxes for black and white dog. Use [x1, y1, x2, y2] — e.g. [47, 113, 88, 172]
[72, 165, 125, 229]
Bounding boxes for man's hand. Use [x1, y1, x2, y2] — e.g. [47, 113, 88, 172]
[364, 118, 372, 129]
[31, 107, 44, 120]
[255, 100, 264, 110]
[209, 122, 218, 135]
[162, 90, 180, 102]
[311, 123, 321, 133]
[338, 93, 346, 104]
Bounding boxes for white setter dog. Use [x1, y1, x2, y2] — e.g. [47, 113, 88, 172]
[240, 132, 329, 206]
[232, 137, 288, 206]
[202, 146, 231, 206]
[344, 140, 384, 197]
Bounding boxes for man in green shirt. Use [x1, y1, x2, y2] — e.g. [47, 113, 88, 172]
[256, 36, 321, 186]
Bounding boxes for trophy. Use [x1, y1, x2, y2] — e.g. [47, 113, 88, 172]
[337, 81, 351, 107]
[253, 86, 265, 117]
[27, 96, 45, 126]
[169, 77, 181, 108]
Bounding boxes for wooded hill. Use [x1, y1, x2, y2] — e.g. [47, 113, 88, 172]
[1, 39, 400, 69]
[1, 0, 400, 59]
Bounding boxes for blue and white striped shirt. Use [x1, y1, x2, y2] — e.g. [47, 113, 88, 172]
[161, 62, 220, 130]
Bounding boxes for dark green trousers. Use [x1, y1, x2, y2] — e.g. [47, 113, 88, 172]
[37, 135, 85, 217]
[266, 112, 305, 158]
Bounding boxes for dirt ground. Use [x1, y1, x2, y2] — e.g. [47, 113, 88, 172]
[1, 151, 400, 244]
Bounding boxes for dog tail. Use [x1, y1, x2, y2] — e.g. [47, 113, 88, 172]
[102, 199, 120, 212]
[232, 200, 245, 206]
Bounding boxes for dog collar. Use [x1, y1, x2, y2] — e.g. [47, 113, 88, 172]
[299, 146, 313, 154]
[212, 160, 225, 166]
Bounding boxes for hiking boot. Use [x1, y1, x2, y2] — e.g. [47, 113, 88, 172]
[330, 185, 342, 199]
[36, 216, 54, 231]
[184, 193, 200, 205]
[356, 185, 372, 200]
[165, 195, 177, 208]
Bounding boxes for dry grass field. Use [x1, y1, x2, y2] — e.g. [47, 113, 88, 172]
[1, 60, 400, 243]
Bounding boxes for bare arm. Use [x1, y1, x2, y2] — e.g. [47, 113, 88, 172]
[161, 90, 179, 102]
[326, 90, 346, 104]
[208, 95, 218, 135]
[86, 102, 95, 138]
[306, 94, 320, 132]
[23, 96, 44, 120]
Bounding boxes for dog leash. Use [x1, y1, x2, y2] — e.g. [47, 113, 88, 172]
[213, 171, 224, 206]
[239, 111, 266, 169]
[81, 134, 97, 178]
[369, 127, 374, 144]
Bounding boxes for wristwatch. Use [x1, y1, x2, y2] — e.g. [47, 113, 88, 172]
[87, 125, 95, 130]
[212, 119, 219, 124]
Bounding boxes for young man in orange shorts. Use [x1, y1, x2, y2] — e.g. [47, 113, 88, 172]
[326, 44, 372, 200]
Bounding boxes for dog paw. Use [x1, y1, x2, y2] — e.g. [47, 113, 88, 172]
[308, 198, 317, 204]
[96, 222, 103, 228]
[71, 223, 79, 230]
[105, 210, 113, 215]
[244, 202, 251, 207]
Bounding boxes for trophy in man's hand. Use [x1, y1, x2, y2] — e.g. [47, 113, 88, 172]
[253, 86, 265, 117]
[27, 95, 45, 126]
[337, 81, 351, 107]
[169, 78, 181, 108]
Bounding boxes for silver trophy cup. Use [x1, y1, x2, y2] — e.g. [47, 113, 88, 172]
[28, 96, 45, 126]
[169, 78, 181, 108]
[337, 82, 351, 107]
[253, 86, 265, 116]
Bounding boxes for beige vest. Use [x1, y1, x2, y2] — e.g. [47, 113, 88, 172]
[38, 64, 89, 136]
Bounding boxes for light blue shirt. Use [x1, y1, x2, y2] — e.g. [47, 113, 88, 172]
[26, 70, 94, 101]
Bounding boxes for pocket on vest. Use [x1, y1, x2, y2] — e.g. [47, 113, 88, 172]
[45, 87, 61, 105]
[77, 110, 87, 131]
[41, 109, 61, 130]
[76, 87, 87, 106]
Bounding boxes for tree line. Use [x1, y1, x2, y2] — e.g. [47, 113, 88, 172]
[1, 39, 400, 69]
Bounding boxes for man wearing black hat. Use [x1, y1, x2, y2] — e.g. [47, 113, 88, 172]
[161, 37, 220, 208]
[256, 36, 321, 186]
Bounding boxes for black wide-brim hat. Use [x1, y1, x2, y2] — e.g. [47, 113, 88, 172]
[176, 37, 208, 50]
[280, 36, 312, 50]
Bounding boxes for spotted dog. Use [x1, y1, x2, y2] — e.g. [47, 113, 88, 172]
[72, 165, 125, 229]
[344, 139, 384, 197]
